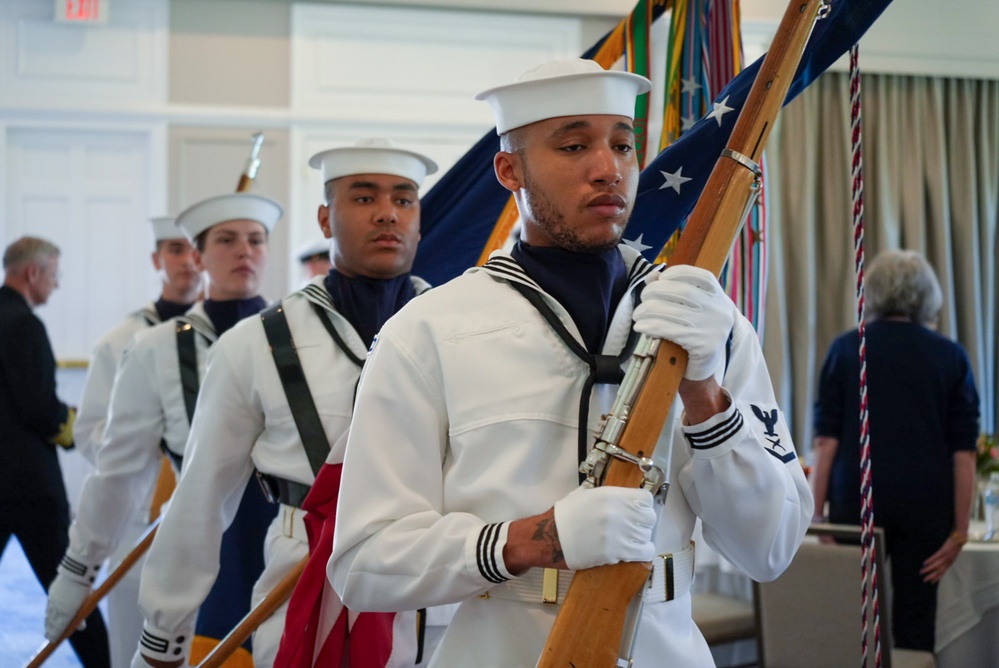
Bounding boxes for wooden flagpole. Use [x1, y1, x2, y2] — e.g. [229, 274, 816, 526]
[25, 520, 160, 668]
[195, 556, 308, 668]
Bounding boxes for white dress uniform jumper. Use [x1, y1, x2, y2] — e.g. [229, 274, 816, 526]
[135, 275, 437, 667]
[330, 246, 812, 667]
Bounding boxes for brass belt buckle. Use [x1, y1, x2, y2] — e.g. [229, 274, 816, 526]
[542, 568, 559, 604]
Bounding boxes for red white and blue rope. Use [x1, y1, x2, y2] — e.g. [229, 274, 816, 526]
[850, 43, 882, 668]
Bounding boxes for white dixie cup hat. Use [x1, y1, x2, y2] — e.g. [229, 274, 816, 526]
[149, 216, 183, 242]
[308, 138, 438, 188]
[175, 193, 284, 242]
[474, 58, 652, 134]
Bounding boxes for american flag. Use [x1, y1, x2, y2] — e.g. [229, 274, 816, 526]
[412, 0, 894, 286]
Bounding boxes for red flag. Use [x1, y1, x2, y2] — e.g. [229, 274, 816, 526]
[275, 462, 403, 667]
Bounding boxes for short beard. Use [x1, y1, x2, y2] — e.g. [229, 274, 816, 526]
[521, 163, 623, 253]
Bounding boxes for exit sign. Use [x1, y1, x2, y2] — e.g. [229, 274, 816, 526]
[55, 0, 109, 24]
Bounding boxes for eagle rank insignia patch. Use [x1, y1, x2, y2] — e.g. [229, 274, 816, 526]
[750, 404, 796, 463]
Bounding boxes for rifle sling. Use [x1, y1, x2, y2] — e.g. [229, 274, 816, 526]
[176, 322, 200, 425]
[258, 301, 363, 507]
[170, 321, 205, 470]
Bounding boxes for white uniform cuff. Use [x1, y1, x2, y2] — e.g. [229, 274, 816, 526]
[682, 389, 743, 454]
[58, 552, 101, 586]
[138, 623, 191, 663]
[470, 521, 514, 584]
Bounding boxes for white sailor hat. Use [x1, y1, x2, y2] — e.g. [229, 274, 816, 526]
[150, 216, 183, 242]
[474, 58, 652, 135]
[296, 238, 330, 263]
[308, 138, 438, 188]
[175, 193, 283, 242]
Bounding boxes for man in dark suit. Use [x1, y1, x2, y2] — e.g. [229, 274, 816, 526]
[1, 236, 110, 666]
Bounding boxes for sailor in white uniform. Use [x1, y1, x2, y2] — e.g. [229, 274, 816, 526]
[62, 216, 199, 667]
[131, 139, 440, 668]
[295, 237, 333, 285]
[45, 194, 283, 667]
[329, 60, 813, 667]
[73, 217, 200, 466]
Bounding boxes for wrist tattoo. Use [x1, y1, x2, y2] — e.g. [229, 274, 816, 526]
[532, 517, 564, 564]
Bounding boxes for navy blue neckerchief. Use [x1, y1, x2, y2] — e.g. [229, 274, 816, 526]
[155, 298, 194, 323]
[511, 240, 629, 354]
[324, 268, 416, 349]
[204, 296, 268, 336]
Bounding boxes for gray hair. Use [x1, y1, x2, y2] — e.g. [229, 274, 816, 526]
[866, 249, 943, 325]
[3, 236, 60, 271]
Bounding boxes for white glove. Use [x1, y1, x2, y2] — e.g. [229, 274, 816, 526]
[633, 265, 736, 381]
[44, 561, 96, 641]
[553, 485, 656, 571]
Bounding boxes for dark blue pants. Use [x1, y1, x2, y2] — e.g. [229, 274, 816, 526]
[1, 495, 111, 667]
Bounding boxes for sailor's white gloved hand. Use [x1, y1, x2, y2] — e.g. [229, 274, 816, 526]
[44, 559, 96, 641]
[553, 485, 656, 571]
[633, 265, 737, 381]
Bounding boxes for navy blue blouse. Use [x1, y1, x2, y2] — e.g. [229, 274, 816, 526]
[813, 320, 980, 527]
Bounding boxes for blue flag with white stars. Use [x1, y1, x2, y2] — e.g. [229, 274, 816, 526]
[412, 0, 893, 284]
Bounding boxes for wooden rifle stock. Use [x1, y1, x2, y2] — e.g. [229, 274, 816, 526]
[236, 132, 265, 193]
[537, 1, 827, 665]
[195, 555, 308, 668]
[25, 519, 160, 668]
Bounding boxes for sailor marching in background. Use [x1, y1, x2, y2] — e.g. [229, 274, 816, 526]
[295, 237, 333, 285]
[328, 60, 813, 667]
[133, 138, 442, 668]
[44, 193, 283, 667]
[72, 217, 201, 466]
[61, 216, 200, 667]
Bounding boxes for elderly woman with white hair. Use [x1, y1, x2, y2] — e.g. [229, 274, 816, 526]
[810, 249, 981, 652]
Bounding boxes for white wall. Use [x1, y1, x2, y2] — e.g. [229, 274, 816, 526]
[335, 0, 999, 79]
[741, 0, 999, 78]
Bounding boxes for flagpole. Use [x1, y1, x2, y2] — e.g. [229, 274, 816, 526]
[195, 556, 308, 668]
[24, 519, 161, 668]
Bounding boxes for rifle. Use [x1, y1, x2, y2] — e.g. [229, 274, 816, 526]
[25, 519, 161, 668]
[537, 0, 829, 665]
[236, 132, 265, 193]
[195, 555, 308, 668]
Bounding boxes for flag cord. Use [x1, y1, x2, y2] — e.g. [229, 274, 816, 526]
[849, 43, 882, 668]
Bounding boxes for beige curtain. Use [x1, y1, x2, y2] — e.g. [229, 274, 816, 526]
[763, 72, 998, 455]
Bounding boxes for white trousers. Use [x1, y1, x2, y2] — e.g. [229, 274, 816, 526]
[249, 505, 309, 668]
[107, 519, 149, 668]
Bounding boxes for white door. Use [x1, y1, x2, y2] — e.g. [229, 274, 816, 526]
[4, 127, 156, 361]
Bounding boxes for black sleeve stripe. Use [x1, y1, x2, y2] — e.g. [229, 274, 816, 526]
[476, 523, 509, 584]
[139, 630, 169, 654]
[686, 409, 744, 450]
[59, 555, 89, 578]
